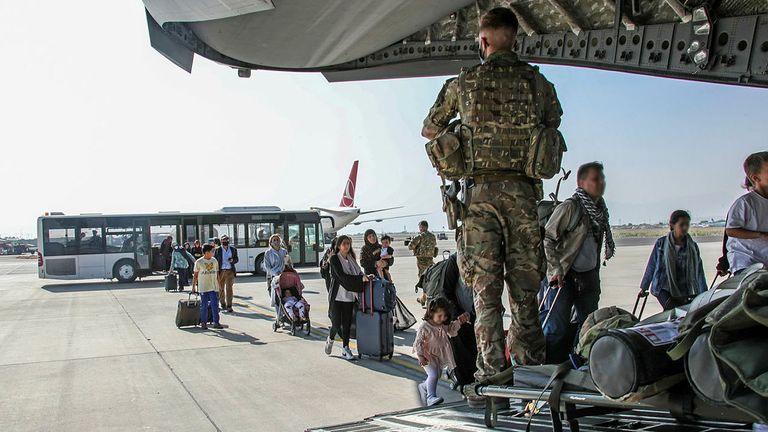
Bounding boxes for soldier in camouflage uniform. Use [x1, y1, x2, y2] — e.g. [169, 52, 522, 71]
[421, 7, 563, 394]
[409, 220, 437, 306]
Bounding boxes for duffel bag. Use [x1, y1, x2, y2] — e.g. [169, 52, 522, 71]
[590, 320, 684, 400]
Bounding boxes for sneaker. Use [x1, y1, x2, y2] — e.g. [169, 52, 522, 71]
[200, 323, 208, 330]
[212, 323, 224, 329]
[417, 383, 428, 405]
[324, 337, 334, 355]
[426, 396, 444, 406]
[341, 347, 355, 360]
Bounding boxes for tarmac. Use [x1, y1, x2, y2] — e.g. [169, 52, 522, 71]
[0, 237, 723, 431]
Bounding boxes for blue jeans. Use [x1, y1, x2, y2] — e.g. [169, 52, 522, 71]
[540, 268, 601, 363]
[199, 291, 220, 325]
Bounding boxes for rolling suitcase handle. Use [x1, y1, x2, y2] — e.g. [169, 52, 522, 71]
[541, 283, 564, 329]
[633, 290, 648, 320]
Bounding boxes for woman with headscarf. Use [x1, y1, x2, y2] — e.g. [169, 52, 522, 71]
[326, 235, 369, 360]
[359, 229, 381, 276]
[640, 210, 708, 310]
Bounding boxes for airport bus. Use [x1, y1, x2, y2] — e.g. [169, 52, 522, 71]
[36, 207, 323, 282]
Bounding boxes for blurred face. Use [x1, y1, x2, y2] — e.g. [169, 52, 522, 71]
[381, 239, 390, 248]
[671, 217, 690, 238]
[419, 224, 427, 233]
[339, 239, 351, 254]
[194, 240, 200, 247]
[366, 233, 376, 244]
[270, 237, 281, 249]
[577, 168, 606, 200]
[749, 161, 768, 191]
[432, 308, 447, 324]
[222, 238, 229, 246]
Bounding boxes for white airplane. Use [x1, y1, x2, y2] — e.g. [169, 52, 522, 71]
[312, 161, 426, 237]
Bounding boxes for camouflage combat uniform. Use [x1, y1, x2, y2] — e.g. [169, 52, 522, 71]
[423, 50, 562, 381]
[409, 231, 437, 276]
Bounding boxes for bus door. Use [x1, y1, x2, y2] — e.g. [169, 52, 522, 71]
[132, 219, 151, 271]
[287, 223, 301, 264]
[182, 218, 199, 245]
[149, 223, 178, 271]
[303, 223, 319, 265]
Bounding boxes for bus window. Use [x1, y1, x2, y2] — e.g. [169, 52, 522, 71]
[44, 224, 77, 256]
[248, 223, 273, 246]
[78, 227, 104, 254]
[150, 225, 176, 247]
[106, 220, 137, 253]
[211, 224, 234, 241]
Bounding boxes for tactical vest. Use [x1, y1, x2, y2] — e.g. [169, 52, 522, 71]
[458, 63, 539, 174]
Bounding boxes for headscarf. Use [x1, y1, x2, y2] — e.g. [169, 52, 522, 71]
[573, 187, 615, 262]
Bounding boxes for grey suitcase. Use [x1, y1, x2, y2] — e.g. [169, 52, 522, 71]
[165, 273, 177, 292]
[355, 309, 394, 361]
[176, 293, 200, 328]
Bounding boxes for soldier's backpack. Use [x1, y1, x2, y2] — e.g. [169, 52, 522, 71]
[525, 69, 567, 180]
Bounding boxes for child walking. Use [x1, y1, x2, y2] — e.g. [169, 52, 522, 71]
[413, 298, 470, 406]
[725, 152, 768, 274]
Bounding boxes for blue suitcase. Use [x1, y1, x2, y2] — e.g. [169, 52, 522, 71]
[360, 279, 396, 313]
[355, 309, 394, 361]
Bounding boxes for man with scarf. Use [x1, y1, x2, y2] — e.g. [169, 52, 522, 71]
[542, 162, 615, 363]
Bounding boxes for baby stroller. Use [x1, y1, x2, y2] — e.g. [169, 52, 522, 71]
[271, 276, 311, 336]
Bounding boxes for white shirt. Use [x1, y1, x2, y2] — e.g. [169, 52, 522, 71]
[726, 191, 768, 273]
[335, 254, 359, 303]
[221, 246, 232, 270]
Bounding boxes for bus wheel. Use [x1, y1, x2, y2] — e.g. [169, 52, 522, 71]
[114, 259, 138, 283]
[253, 255, 265, 276]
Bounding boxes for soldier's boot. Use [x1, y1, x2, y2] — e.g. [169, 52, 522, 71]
[463, 383, 510, 410]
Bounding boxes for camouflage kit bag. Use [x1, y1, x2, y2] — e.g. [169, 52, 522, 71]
[425, 119, 466, 181]
[524, 71, 566, 180]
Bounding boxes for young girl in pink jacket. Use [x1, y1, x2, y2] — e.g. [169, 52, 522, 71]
[413, 297, 470, 406]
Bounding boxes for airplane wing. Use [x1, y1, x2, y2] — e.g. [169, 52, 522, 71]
[145, 0, 768, 89]
[358, 206, 404, 216]
[352, 213, 430, 225]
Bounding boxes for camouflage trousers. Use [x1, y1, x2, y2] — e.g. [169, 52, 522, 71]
[416, 257, 434, 277]
[458, 178, 546, 382]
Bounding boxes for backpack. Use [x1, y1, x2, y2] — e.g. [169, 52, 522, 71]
[415, 253, 469, 319]
[536, 169, 582, 238]
[525, 70, 567, 180]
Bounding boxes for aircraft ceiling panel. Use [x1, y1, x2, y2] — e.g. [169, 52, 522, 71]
[146, 0, 768, 88]
[186, 0, 472, 69]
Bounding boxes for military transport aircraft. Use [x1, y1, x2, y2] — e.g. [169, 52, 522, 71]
[143, 0, 767, 88]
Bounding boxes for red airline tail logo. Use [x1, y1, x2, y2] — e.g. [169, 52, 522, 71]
[339, 160, 358, 207]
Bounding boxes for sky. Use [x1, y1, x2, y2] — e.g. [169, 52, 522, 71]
[0, 1, 765, 238]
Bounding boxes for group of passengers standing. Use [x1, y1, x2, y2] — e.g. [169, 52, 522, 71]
[317, 228, 399, 361]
